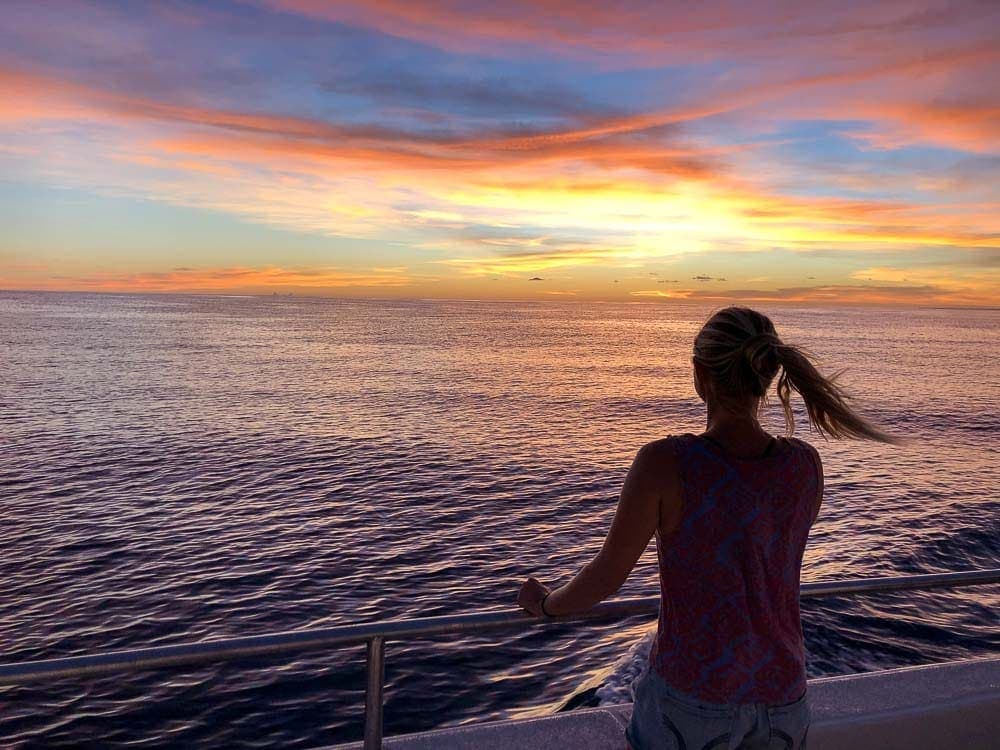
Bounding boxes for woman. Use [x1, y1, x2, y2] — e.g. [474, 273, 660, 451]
[518, 306, 896, 750]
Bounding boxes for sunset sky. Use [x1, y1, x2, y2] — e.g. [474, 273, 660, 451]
[2, 1, 998, 305]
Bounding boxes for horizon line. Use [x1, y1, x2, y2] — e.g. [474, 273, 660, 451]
[3, 287, 998, 311]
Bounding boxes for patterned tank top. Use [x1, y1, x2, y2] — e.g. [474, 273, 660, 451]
[650, 433, 820, 704]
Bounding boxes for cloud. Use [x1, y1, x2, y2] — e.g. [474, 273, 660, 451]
[0, 264, 415, 293]
[261, 1, 999, 68]
[631, 289, 691, 298]
[849, 264, 999, 295]
[0, 66, 727, 183]
[439, 245, 638, 276]
[322, 68, 617, 120]
[841, 100, 1000, 153]
[679, 282, 995, 306]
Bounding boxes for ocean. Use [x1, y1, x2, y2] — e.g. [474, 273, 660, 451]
[1, 291, 997, 748]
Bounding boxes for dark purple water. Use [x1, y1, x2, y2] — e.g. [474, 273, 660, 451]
[1, 291, 997, 748]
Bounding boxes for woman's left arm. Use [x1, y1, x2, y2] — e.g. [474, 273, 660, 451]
[518, 440, 669, 617]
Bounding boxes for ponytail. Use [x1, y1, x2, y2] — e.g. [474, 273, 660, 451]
[774, 343, 898, 443]
[694, 306, 898, 444]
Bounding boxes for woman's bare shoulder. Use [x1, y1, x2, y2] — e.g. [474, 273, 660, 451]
[636, 437, 684, 530]
[635, 435, 684, 477]
[787, 435, 822, 460]
[639, 434, 683, 457]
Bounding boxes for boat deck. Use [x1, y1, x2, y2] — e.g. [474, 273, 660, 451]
[333, 655, 1000, 749]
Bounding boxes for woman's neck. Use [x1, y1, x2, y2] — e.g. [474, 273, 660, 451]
[703, 401, 771, 446]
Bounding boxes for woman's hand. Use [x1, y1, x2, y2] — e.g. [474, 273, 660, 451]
[517, 576, 551, 617]
[514, 444, 667, 622]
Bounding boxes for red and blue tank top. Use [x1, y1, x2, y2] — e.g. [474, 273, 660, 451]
[650, 433, 821, 704]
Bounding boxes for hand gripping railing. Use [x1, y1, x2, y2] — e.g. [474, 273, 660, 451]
[1, 569, 998, 749]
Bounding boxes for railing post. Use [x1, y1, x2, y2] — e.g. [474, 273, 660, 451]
[363, 636, 386, 750]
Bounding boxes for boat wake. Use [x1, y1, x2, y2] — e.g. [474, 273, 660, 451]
[560, 628, 656, 710]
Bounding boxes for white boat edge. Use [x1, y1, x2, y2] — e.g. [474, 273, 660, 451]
[330, 654, 1000, 749]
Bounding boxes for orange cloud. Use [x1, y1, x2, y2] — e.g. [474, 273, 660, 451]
[438, 246, 638, 276]
[849, 265, 999, 298]
[630, 289, 693, 299]
[678, 283, 996, 307]
[1, 265, 415, 293]
[843, 101, 1000, 153]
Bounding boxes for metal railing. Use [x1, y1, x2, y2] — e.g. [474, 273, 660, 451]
[1, 568, 998, 748]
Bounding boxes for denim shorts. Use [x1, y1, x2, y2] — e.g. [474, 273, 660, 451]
[625, 666, 810, 750]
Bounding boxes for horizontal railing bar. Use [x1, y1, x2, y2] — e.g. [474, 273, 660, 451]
[1, 569, 997, 686]
[798, 568, 1000, 597]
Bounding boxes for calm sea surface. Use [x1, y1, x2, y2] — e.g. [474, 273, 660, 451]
[1, 292, 998, 748]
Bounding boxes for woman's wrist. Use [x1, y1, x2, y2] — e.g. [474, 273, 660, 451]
[540, 591, 553, 617]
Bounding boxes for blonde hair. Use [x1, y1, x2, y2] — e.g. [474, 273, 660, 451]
[693, 306, 897, 442]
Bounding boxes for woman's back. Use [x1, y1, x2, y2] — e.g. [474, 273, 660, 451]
[651, 433, 821, 705]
